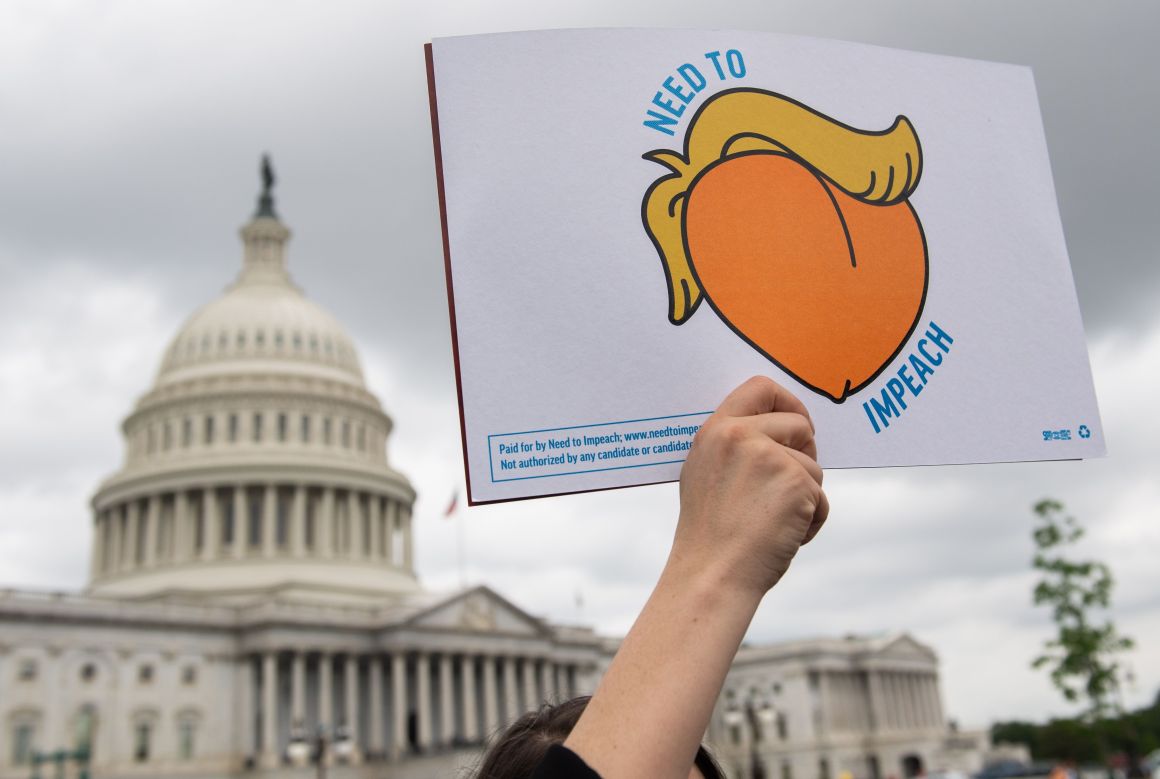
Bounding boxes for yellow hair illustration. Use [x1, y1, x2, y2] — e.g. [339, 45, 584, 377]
[642, 88, 923, 324]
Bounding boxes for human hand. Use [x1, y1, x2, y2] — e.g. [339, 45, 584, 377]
[671, 376, 829, 599]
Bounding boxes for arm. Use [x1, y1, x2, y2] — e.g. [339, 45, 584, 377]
[564, 376, 829, 779]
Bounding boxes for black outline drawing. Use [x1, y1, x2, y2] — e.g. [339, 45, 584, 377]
[641, 87, 929, 404]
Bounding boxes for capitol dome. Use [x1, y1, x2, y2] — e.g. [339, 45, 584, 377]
[87, 160, 418, 604]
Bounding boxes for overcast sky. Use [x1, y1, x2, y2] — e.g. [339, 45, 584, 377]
[1, 0, 1158, 730]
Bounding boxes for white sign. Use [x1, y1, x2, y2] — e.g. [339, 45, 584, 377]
[426, 28, 1105, 505]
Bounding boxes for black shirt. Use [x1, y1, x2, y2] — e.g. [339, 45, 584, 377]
[532, 744, 602, 778]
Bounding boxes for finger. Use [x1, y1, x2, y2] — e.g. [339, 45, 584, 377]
[801, 489, 830, 545]
[747, 412, 817, 461]
[784, 447, 823, 487]
[716, 376, 813, 429]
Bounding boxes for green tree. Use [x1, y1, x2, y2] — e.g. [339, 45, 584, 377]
[1031, 498, 1134, 721]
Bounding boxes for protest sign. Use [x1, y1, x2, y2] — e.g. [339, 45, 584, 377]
[426, 29, 1105, 504]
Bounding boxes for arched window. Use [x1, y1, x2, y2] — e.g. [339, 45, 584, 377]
[8, 710, 40, 766]
[176, 710, 200, 761]
[74, 704, 98, 760]
[132, 714, 154, 763]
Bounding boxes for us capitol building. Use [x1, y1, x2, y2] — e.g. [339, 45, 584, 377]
[0, 164, 988, 779]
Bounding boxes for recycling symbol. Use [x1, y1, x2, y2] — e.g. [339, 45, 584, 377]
[1078, 425, 1091, 439]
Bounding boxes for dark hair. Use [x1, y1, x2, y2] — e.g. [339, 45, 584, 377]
[475, 695, 725, 779]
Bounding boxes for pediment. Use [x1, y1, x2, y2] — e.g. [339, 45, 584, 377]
[875, 634, 936, 662]
[405, 587, 547, 637]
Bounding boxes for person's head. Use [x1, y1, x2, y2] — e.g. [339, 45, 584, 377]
[475, 695, 725, 779]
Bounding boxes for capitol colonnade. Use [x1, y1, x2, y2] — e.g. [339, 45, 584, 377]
[90, 482, 414, 581]
[233, 644, 586, 766]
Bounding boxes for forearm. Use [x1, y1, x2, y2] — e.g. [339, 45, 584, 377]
[564, 551, 763, 779]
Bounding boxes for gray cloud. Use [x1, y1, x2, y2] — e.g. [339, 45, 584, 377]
[1, 0, 1158, 729]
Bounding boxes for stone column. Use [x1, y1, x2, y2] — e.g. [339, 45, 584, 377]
[439, 654, 455, 746]
[319, 652, 333, 730]
[867, 671, 885, 732]
[348, 492, 364, 559]
[554, 664, 567, 701]
[503, 656, 519, 724]
[143, 494, 160, 567]
[201, 489, 217, 561]
[384, 500, 396, 564]
[522, 658, 538, 712]
[173, 490, 190, 563]
[124, 501, 139, 567]
[369, 654, 385, 757]
[417, 652, 432, 751]
[369, 495, 382, 562]
[319, 486, 335, 558]
[89, 511, 105, 578]
[344, 654, 362, 763]
[261, 651, 278, 768]
[232, 485, 247, 557]
[107, 507, 122, 573]
[932, 675, 945, 727]
[482, 655, 499, 740]
[391, 652, 407, 760]
[238, 655, 255, 760]
[263, 484, 278, 557]
[291, 651, 306, 727]
[817, 670, 832, 736]
[904, 676, 914, 732]
[291, 485, 306, 557]
[401, 504, 414, 571]
[461, 654, 479, 744]
[539, 659, 556, 705]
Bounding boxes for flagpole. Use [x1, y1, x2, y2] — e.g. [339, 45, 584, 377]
[457, 507, 466, 589]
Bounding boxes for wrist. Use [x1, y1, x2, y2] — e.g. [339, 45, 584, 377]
[658, 549, 765, 625]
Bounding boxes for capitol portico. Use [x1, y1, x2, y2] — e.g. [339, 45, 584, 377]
[0, 163, 987, 779]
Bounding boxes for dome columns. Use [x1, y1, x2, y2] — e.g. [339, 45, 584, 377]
[88, 480, 417, 600]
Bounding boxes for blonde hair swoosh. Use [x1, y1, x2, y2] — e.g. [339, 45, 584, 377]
[641, 88, 923, 324]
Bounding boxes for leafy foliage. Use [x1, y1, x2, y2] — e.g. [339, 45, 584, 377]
[1031, 499, 1134, 720]
[991, 694, 1160, 764]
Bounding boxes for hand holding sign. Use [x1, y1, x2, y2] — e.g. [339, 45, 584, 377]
[674, 376, 828, 597]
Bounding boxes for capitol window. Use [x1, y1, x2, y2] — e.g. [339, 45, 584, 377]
[80, 663, 97, 683]
[133, 719, 152, 762]
[17, 658, 37, 681]
[301, 414, 311, 443]
[292, 331, 302, 350]
[177, 715, 197, 760]
[182, 417, 193, 447]
[181, 665, 197, 686]
[162, 422, 173, 450]
[228, 413, 239, 442]
[138, 664, 154, 685]
[218, 332, 228, 351]
[323, 417, 332, 445]
[255, 330, 265, 349]
[277, 413, 288, 442]
[204, 415, 215, 444]
[341, 420, 351, 448]
[10, 719, 36, 766]
[253, 412, 263, 442]
[236, 331, 246, 349]
[275, 330, 284, 349]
